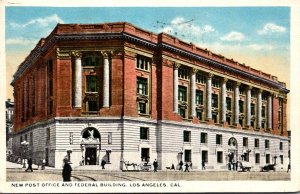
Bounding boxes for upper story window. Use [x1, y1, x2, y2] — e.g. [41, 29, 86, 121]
[183, 131, 191, 142]
[212, 77, 220, 88]
[86, 76, 99, 93]
[46, 128, 50, 145]
[251, 103, 255, 115]
[255, 138, 259, 148]
[239, 100, 244, 113]
[140, 127, 149, 140]
[239, 86, 246, 95]
[243, 137, 248, 147]
[178, 86, 187, 102]
[178, 67, 189, 80]
[137, 77, 148, 96]
[251, 90, 257, 97]
[137, 55, 150, 71]
[226, 97, 232, 110]
[201, 132, 208, 144]
[262, 93, 267, 101]
[83, 56, 101, 67]
[262, 106, 266, 117]
[226, 81, 233, 91]
[216, 134, 222, 145]
[196, 72, 206, 84]
[265, 139, 270, 149]
[196, 90, 203, 105]
[212, 94, 218, 108]
[280, 142, 283, 150]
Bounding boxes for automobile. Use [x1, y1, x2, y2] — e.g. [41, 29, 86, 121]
[261, 164, 276, 172]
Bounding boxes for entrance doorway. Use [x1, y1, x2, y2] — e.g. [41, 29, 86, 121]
[141, 148, 150, 162]
[85, 147, 97, 165]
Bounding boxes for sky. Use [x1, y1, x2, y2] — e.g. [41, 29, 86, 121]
[5, 6, 290, 101]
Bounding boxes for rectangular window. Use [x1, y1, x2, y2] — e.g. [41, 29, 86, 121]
[255, 153, 260, 164]
[108, 132, 112, 144]
[251, 120, 255, 128]
[196, 90, 203, 105]
[202, 150, 208, 163]
[137, 77, 148, 95]
[226, 114, 231, 125]
[266, 154, 270, 164]
[262, 106, 266, 117]
[226, 97, 232, 110]
[138, 101, 146, 114]
[178, 67, 189, 80]
[196, 110, 203, 121]
[183, 131, 191, 142]
[137, 55, 150, 71]
[30, 132, 33, 147]
[184, 150, 191, 162]
[140, 127, 149, 140]
[255, 138, 259, 148]
[46, 128, 50, 145]
[196, 72, 206, 84]
[243, 137, 248, 147]
[20, 136, 23, 143]
[251, 103, 255, 115]
[201, 132, 208, 144]
[212, 112, 218, 123]
[83, 56, 100, 66]
[280, 142, 283, 150]
[216, 134, 222, 145]
[86, 76, 99, 92]
[280, 155, 283, 164]
[239, 118, 244, 126]
[141, 148, 150, 162]
[212, 77, 220, 88]
[226, 82, 233, 91]
[212, 94, 218, 108]
[239, 100, 244, 113]
[265, 139, 270, 149]
[217, 151, 223, 163]
[178, 86, 187, 102]
[87, 100, 98, 112]
[25, 134, 28, 142]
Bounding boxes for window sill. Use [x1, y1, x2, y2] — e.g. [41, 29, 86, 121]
[138, 113, 150, 118]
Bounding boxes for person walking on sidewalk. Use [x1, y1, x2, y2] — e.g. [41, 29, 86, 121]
[153, 159, 158, 172]
[202, 160, 206, 170]
[179, 160, 183, 171]
[184, 162, 189, 172]
[62, 158, 72, 182]
[25, 158, 33, 172]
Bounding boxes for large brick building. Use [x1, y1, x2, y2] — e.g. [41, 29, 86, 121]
[11, 22, 289, 171]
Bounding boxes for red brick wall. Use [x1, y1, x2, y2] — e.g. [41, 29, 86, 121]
[282, 99, 288, 137]
[272, 96, 279, 135]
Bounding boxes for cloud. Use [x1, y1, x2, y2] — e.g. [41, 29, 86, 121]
[6, 37, 37, 46]
[258, 23, 286, 35]
[247, 44, 275, 51]
[220, 31, 245, 42]
[10, 14, 64, 28]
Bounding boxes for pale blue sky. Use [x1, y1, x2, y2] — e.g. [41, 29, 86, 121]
[5, 6, 290, 99]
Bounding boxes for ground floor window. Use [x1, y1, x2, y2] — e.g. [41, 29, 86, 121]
[141, 148, 150, 162]
[202, 150, 208, 163]
[266, 154, 270, 164]
[280, 155, 283, 164]
[184, 150, 191, 162]
[255, 153, 260, 164]
[217, 151, 223, 163]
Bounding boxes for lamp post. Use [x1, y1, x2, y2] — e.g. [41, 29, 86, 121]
[21, 140, 29, 168]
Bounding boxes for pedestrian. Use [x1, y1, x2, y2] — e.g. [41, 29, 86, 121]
[184, 162, 189, 172]
[287, 164, 290, 173]
[202, 160, 206, 170]
[62, 158, 72, 182]
[236, 161, 239, 171]
[41, 159, 46, 170]
[179, 160, 183, 171]
[25, 158, 33, 172]
[171, 163, 175, 170]
[153, 159, 158, 172]
[101, 159, 106, 169]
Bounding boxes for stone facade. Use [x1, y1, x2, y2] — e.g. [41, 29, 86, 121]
[11, 22, 289, 170]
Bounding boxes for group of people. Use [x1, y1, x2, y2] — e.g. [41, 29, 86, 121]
[24, 158, 46, 172]
[228, 160, 239, 171]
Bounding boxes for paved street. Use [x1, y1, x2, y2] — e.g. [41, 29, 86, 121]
[6, 162, 290, 182]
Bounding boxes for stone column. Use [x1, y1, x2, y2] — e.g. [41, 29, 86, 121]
[173, 63, 180, 113]
[257, 89, 262, 129]
[221, 78, 228, 123]
[268, 94, 272, 130]
[190, 68, 197, 117]
[102, 51, 110, 108]
[246, 86, 252, 126]
[206, 73, 213, 120]
[234, 82, 240, 125]
[72, 51, 82, 108]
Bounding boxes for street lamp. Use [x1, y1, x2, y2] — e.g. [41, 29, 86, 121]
[20, 140, 29, 168]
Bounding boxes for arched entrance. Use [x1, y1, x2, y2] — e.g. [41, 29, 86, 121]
[81, 127, 101, 165]
[227, 137, 238, 165]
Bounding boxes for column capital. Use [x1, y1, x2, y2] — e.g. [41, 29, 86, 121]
[258, 88, 263, 94]
[247, 85, 253, 90]
[234, 82, 241, 87]
[272, 92, 279, 98]
[191, 68, 198, 74]
[70, 50, 82, 58]
[208, 72, 214, 78]
[222, 77, 228, 84]
[174, 62, 181, 69]
[101, 50, 113, 59]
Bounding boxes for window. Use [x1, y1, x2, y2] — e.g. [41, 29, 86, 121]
[30, 132, 33, 146]
[226, 114, 231, 125]
[226, 97, 232, 110]
[20, 136, 23, 143]
[280, 142, 283, 150]
[108, 132, 112, 144]
[202, 150, 208, 163]
[196, 90, 203, 105]
[243, 137, 248, 147]
[226, 82, 233, 91]
[217, 151, 223, 163]
[140, 127, 149, 140]
[212, 94, 218, 108]
[83, 56, 100, 66]
[46, 128, 50, 145]
[137, 55, 150, 71]
[184, 150, 191, 162]
[255, 153, 260, 164]
[239, 100, 244, 113]
[178, 67, 189, 79]
[239, 87, 246, 95]
[262, 106, 266, 117]
[216, 134, 222, 145]
[255, 138, 259, 148]
[280, 155, 283, 164]
[141, 148, 150, 162]
[25, 134, 28, 142]
[212, 112, 218, 123]
[183, 131, 191, 142]
[196, 72, 206, 84]
[251, 103, 255, 115]
[212, 77, 220, 88]
[239, 118, 244, 126]
[196, 110, 203, 121]
[138, 102, 146, 114]
[137, 77, 148, 95]
[178, 86, 187, 102]
[251, 120, 255, 128]
[179, 107, 186, 118]
[201, 132, 208, 143]
[87, 100, 98, 112]
[266, 154, 270, 164]
[265, 139, 270, 149]
[86, 76, 99, 92]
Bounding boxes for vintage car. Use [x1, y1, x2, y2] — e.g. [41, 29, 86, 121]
[261, 164, 276, 172]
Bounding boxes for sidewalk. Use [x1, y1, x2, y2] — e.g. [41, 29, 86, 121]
[6, 161, 55, 170]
